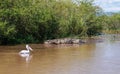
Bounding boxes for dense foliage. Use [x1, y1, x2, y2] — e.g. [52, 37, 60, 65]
[105, 13, 120, 33]
[0, 0, 120, 45]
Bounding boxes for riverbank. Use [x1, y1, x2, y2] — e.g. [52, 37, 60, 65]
[44, 36, 103, 45]
[44, 38, 86, 44]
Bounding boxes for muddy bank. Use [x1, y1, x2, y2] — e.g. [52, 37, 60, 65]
[44, 38, 87, 44]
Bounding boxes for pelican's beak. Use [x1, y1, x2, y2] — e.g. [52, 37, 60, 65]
[30, 48, 33, 51]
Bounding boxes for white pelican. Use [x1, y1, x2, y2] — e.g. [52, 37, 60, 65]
[19, 44, 33, 54]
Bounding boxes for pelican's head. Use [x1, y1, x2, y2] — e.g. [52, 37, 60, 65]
[26, 44, 33, 51]
[26, 44, 29, 50]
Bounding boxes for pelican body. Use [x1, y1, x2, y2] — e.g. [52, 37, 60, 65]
[19, 44, 33, 54]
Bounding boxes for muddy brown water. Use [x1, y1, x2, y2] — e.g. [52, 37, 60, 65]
[0, 35, 120, 74]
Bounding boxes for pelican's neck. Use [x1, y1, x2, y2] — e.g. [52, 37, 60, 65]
[27, 48, 30, 52]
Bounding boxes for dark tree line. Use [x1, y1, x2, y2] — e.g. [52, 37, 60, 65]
[0, 0, 120, 45]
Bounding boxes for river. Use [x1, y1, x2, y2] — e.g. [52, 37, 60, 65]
[0, 34, 120, 74]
